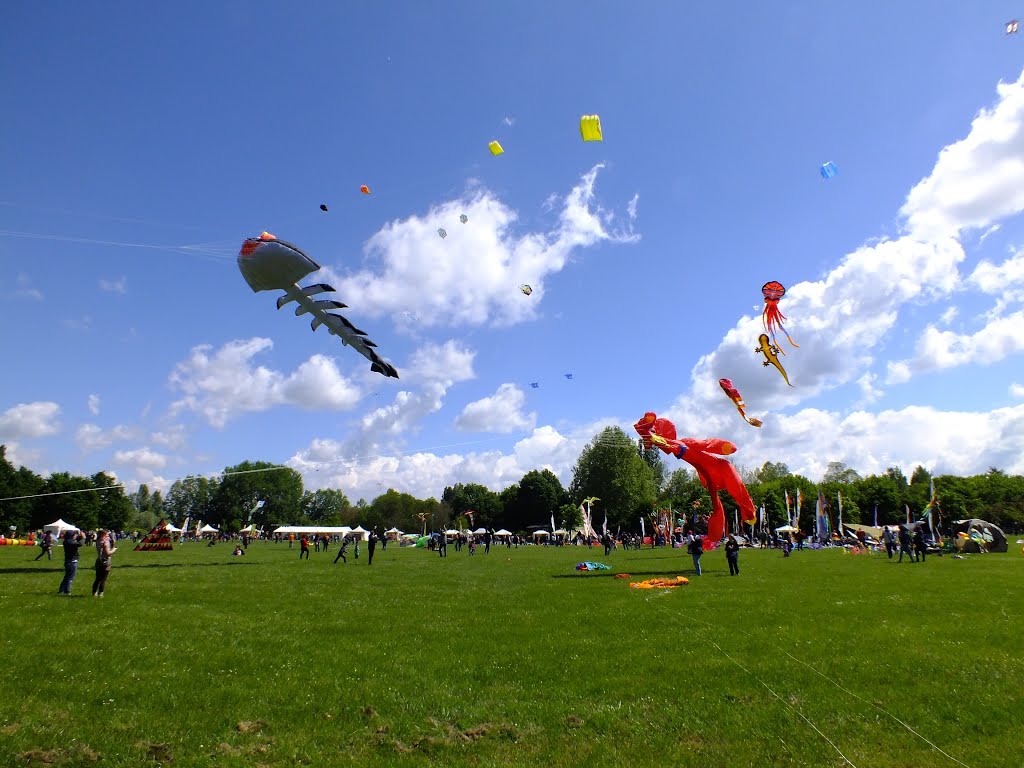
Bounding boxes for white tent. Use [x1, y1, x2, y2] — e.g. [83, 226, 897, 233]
[774, 525, 798, 533]
[163, 522, 183, 533]
[444, 529, 461, 538]
[273, 526, 352, 535]
[351, 525, 369, 541]
[532, 530, 550, 537]
[199, 524, 219, 533]
[44, 519, 79, 536]
[494, 529, 513, 537]
[385, 527, 401, 533]
[473, 528, 487, 535]
[552, 528, 569, 536]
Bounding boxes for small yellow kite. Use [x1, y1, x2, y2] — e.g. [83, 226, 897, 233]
[579, 115, 603, 142]
[488, 140, 504, 156]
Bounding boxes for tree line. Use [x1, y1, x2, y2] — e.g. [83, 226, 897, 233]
[2, 428, 1022, 536]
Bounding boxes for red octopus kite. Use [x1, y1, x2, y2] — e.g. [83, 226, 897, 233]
[762, 281, 798, 351]
[634, 412, 756, 550]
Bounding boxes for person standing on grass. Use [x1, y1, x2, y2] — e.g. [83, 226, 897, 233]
[883, 527, 895, 559]
[91, 530, 117, 598]
[334, 536, 349, 564]
[725, 535, 740, 576]
[299, 534, 310, 560]
[367, 530, 378, 565]
[58, 530, 84, 594]
[913, 528, 927, 562]
[688, 533, 703, 575]
[438, 533, 447, 558]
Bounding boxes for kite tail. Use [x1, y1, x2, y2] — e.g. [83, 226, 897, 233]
[782, 328, 800, 348]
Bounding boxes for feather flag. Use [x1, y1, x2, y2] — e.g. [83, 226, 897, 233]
[551, 512, 556, 534]
[795, 489, 802, 529]
[905, 503, 911, 525]
[784, 491, 791, 529]
[640, 517, 645, 538]
[837, 492, 843, 538]
[873, 504, 878, 528]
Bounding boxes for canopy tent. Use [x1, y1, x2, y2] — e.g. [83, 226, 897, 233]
[199, 524, 219, 533]
[163, 522, 183, 533]
[552, 528, 569, 536]
[384, 526, 402, 540]
[532, 530, 550, 537]
[494, 529, 513, 537]
[473, 528, 488, 535]
[350, 525, 369, 541]
[953, 519, 1007, 553]
[443, 529, 461, 539]
[43, 519, 79, 536]
[273, 526, 352, 535]
[774, 525, 798, 533]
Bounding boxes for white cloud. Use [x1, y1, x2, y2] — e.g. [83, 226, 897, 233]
[938, 307, 958, 325]
[87, 394, 100, 416]
[502, 116, 515, 127]
[889, 309, 1024, 378]
[13, 273, 42, 301]
[885, 361, 912, 385]
[151, 425, 187, 451]
[969, 249, 1024, 306]
[112, 447, 169, 470]
[99, 277, 127, 294]
[76, 423, 137, 453]
[627, 193, 639, 221]
[1010, 383, 1024, 399]
[168, 338, 362, 427]
[902, 68, 1024, 240]
[332, 165, 638, 329]
[855, 372, 882, 406]
[0, 402, 61, 440]
[455, 384, 536, 433]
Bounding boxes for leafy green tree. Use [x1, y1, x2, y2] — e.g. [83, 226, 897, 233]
[211, 461, 304, 531]
[569, 427, 657, 530]
[512, 470, 566, 530]
[164, 476, 216, 527]
[0, 446, 43, 535]
[755, 461, 790, 484]
[32, 472, 101, 530]
[302, 488, 350, 525]
[822, 461, 861, 484]
[440, 483, 502, 529]
[94, 472, 133, 531]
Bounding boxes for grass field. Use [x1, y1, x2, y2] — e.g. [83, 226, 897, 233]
[1, 539, 1022, 767]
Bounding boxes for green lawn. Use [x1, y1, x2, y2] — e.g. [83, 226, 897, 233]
[1, 540, 1021, 767]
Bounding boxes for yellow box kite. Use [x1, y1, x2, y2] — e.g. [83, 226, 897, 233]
[488, 140, 504, 156]
[579, 115, 603, 142]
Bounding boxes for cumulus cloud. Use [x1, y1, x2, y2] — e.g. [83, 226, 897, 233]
[76, 423, 137, 453]
[87, 394, 100, 416]
[455, 384, 536, 433]
[13, 273, 43, 301]
[332, 165, 638, 328]
[168, 338, 362, 427]
[902, 68, 1024, 240]
[888, 309, 1024, 377]
[150, 425, 188, 451]
[112, 447, 169, 470]
[1011, 383, 1024, 399]
[0, 402, 61, 440]
[99, 277, 127, 294]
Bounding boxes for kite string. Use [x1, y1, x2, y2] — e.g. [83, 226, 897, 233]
[653, 601, 857, 767]
[685, 614, 971, 768]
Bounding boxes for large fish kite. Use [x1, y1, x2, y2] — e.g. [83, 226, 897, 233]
[238, 232, 399, 378]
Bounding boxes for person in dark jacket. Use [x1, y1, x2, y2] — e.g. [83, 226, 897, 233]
[688, 534, 704, 575]
[58, 530, 84, 594]
[898, 526, 916, 563]
[367, 530, 378, 565]
[725, 535, 740, 576]
[913, 528, 927, 562]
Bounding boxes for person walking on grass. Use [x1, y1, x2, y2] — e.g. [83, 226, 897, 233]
[913, 528, 927, 562]
[898, 526, 916, 563]
[688, 533, 703, 575]
[58, 530, 84, 594]
[334, 536, 349, 564]
[91, 530, 117, 598]
[883, 527, 895, 559]
[725, 534, 740, 576]
[35, 530, 53, 561]
[300, 534, 310, 560]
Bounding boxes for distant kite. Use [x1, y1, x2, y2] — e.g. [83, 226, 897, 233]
[520, 284, 533, 295]
[360, 185, 371, 194]
[579, 115, 603, 142]
[820, 162, 838, 179]
[564, 373, 574, 380]
[237, 232, 398, 378]
[1008, 20, 1019, 34]
[460, 214, 468, 224]
[320, 204, 328, 212]
[438, 228, 447, 239]
[489, 140, 504, 156]
[530, 382, 539, 389]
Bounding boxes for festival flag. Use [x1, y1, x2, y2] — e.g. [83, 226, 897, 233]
[784, 490, 791, 529]
[551, 512, 556, 534]
[837, 491, 843, 538]
[134, 520, 173, 551]
[795, 489, 802, 529]
[873, 504, 878, 528]
[905, 503, 911, 525]
[640, 517, 645, 538]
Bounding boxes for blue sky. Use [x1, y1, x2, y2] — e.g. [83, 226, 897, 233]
[3, 3, 1024, 501]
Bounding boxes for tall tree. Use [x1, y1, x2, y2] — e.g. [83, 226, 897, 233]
[212, 461, 304, 531]
[569, 427, 657, 530]
[301, 488, 350, 525]
[164, 476, 216, 527]
[0, 446, 43, 534]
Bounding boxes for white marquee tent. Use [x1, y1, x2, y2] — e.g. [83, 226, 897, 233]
[43, 519, 79, 536]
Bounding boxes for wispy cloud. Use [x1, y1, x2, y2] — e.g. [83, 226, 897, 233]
[99, 277, 127, 294]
